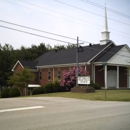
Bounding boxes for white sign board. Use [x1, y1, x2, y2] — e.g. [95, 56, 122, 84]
[78, 76, 90, 85]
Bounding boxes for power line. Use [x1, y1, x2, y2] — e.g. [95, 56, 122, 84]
[1, 19, 130, 50]
[2, 0, 105, 32]
[1, 0, 130, 39]
[0, 25, 74, 44]
[1, 0, 130, 52]
[85, 45, 130, 59]
[1, 0, 103, 34]
[54, 0, 130, 26]
[19, 0, 130, 36]
[1, 25, 130, 59]
[81, 0, 130, 19]
[19, 0, 104, 28]
[0, 20, 90, 44]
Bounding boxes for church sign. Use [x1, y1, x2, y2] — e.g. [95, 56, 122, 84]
[78, 76, 90, 85]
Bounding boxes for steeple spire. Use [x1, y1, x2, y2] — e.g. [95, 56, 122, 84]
[104, 5, 108, 31]
[100, 4, 110, 45]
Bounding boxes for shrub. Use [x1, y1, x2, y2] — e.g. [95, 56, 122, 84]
[32, 87, 44, 95]
[60, 66, 90, 91]
[53, 79, 65, 92]
[1, 88, 10, 98]
[9, 87, 20, 97]
[92, 83, 101, 90]
[44, 83, 54, 93]
[90, 79, 101, 90]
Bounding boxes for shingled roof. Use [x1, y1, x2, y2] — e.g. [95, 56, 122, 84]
[35, 42, 112, 66]
[19, 60, 38, 69]
[94, 45, 125, 62]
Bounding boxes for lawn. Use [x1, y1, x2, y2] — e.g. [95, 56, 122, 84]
[30, 90, 130, 101]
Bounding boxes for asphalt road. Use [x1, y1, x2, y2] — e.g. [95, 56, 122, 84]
[0, 97, 130, 130]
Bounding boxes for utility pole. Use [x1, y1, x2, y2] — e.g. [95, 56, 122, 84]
[76, 37, 79, 87]
[76, 37, 84, 87]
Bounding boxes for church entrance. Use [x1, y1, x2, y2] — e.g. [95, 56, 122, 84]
[107, 70, 117, 87]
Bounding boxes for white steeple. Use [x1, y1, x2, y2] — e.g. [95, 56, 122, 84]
[100, 5, 110, 45]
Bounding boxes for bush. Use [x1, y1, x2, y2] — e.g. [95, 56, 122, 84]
[44, 83, 54, 93]
[92, 83, 101, 90]
[53, 79, 65, 92]
[60, 66, 90, 91]
[9, 87, 20, 97]
[90, 79, 101, 90]
[1, 88, 10, 98]
[32, 87, 44, 95]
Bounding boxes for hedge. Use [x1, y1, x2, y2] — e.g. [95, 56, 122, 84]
[32, 87, 44, 95]
[1, 88, 10, 98]
[9, 87, 20, 97]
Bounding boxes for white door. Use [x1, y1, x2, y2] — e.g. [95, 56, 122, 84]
[107, 70, 117, 87]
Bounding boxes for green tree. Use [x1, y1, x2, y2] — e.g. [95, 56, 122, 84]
[0, 44, 14, 90]
[0, 42, 75, 90]
[66, 43, 76, 49]
[53, 44, 66, 50]
[8, 68, 35, 95]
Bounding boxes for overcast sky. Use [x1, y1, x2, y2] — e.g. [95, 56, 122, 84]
[0, 0, 130, 49]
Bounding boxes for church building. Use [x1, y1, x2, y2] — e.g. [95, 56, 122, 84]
[12, 7, 130, 89]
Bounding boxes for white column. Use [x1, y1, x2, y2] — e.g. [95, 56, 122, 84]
[91, 63, 94, 82]
[93, 65, 95, 83]
[127, 68, 130, 88]
[104, 65, 107, 89]
[117, 66, 119, 89]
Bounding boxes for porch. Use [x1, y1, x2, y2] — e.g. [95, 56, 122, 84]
[93, 64, 130, 89]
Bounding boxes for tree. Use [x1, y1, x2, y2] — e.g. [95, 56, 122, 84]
[60, 66, 89, 91]
[0, 44, 14, 90]
[8, 68, 35, 95]
[53, 44, 66, 50]
[0, 42, 75, 89]
[66, 43, 76, 49]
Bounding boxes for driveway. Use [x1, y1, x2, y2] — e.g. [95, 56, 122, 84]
[0, 97, 130, 130]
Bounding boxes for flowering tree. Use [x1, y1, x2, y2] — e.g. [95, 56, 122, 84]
[60, 66, 89, 91]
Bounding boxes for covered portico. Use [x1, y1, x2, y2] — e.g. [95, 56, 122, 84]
[93, 45, 130, 89]
[93, 63, 130, 89]
[104, 64, 128, 89]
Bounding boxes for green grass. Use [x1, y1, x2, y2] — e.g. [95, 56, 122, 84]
[29, 90, 130, 101]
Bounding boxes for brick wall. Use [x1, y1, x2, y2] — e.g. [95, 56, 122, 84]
[38, 65, 91, 86]
[30, 72, 39, 84]
[95, 65, 127, 88]
[13, 63, 92, 86]
[13, 62, 23, 73]
[95, 66, 104, 87]
[13, 63, 39, 85]
[119, 67, 127, 87]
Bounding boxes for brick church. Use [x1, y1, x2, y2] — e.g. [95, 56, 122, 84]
[12, 7, 130, 90]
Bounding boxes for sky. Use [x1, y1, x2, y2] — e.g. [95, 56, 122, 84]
[0, 0, 130, 49]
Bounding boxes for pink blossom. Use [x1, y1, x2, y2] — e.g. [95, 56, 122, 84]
[60, 66, 90, 90]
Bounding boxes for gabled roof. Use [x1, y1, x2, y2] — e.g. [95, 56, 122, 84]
[19, 60, 38, 69]
[94, 45, 125, 62]
[35, 42, 113, 67]
[12, 60, 38, 71]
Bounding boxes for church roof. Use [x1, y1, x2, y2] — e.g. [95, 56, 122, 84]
[94, 45, 125, 62]
[19, 60, 38, 69]
[12, 42, 127, 70]
[35, 42, 112, 67]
